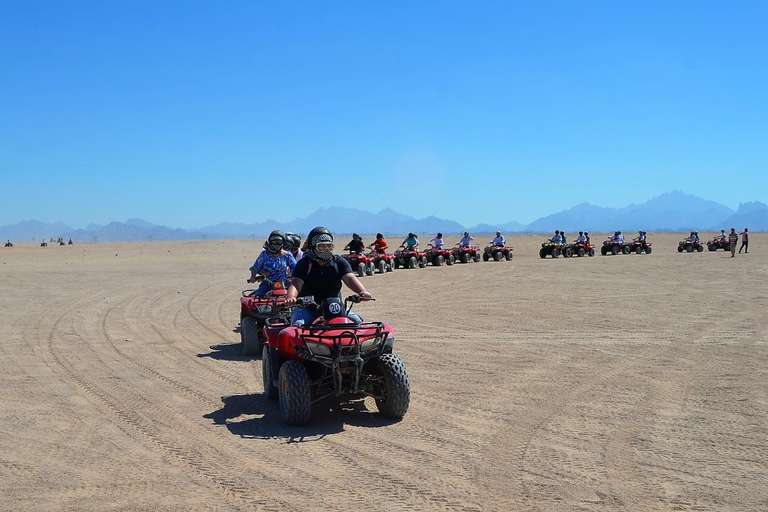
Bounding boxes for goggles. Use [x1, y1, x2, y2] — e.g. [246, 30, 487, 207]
[315, 242, 334, 251]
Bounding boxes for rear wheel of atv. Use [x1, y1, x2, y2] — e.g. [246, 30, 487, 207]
[708, 244, 716, 251]
[420, 256, 428, 268]
[540, 248, 547, 259]
[677, 245, 684, 253]
[357, 262, 366, 277]
[483, 252, 489, 261]
[278, 360, 311, 425]
[505, 251, 513, 261]
[393, 258, 400, 269]
[552, 248, 560, 258]
[494, 252, 502, 261]
[462, 252, 470, 263]
[447, 254, 455, 265]
[372, 354, 410, 419]
[262, 345, 277, 399]
[241, 316, 261, 357]
[436, 254, 444, 266]
[697, 245, 703, 252]
[378, 260, 387, 273]
[589, 248, 595, 257]
[408, 256, 416, 269]
[686, 244, 694, 253]
[367, 262, 375, 275]
[611, 245, 619, 256]
[578, 248, 586, 257]
[601, 246, 607, 256]
[636, 246, 642, 255]
[563, 247, 573, 258]
[622, 245, 631, 255]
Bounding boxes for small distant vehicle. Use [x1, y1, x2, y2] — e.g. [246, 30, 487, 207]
[342, 252, 376, 277]
[40, 241, 48, 247]
[4, 241, 13, 247]
[452, 244, 481, 263]
[367, 251, 395, 273]
[240, 279, 291, 357]
[707, 238, 730, 252]
[628, 239, 653, 255]
[678, 239, 704, 253]
[261, 294, 410, 426]
[601, 238, 630, 256]
[393, 248, 428, 269]
[539, 241, 566, 258]
[482, 244, 513, 261]
[570, 241, 596, 257]
[59, 240, 66, 246]
[425, 245, 455, 266]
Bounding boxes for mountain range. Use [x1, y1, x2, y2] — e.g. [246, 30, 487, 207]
[1, 191, 766, 243]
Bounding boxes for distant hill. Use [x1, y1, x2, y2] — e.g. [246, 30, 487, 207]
[1, 191, 764, 242]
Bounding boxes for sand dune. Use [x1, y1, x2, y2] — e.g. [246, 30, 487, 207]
[1, 233, 766, 511]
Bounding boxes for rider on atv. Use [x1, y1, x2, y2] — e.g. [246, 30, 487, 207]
[248, 230, 297, 297]
[575, 231, 587, 244]
[429, 233, 445, 249]
[459, 232, 474, 247]
[369, 233, 389, 254]
[550, 230, 563, 244]
[401, 233, 420, 250]
[284, 232, 303, 261]
[343, 233, 366, 254]
[285, 227, 372, 326]
[492, 231, 505, 247]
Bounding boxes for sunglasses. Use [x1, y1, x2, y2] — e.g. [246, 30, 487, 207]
[269, 239, 284, 246]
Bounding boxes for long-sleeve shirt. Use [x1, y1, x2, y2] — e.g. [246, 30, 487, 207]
[429, 237, 444, 249]
[459, 236, 474, 247]
[491, 236, 505, 246]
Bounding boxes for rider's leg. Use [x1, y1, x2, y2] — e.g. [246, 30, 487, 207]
[291, 307, 319, 326]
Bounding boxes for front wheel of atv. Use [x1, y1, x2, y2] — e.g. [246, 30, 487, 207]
[378, 260, 387, 274]
[408, 256, 416, 269]
[394, 258, 400, 269]
[483, 252, 489, 261]
[563, 247, 573, 258]
[578, 248, 586, 257]
[242, 316, 261, 357]
[372, 354, 410, 419]
[697, 245, 703, 252]
[505, 251, 513, 261]
[645, 246, 652, 254]
[262, 345, 277, 399]
[552, 248, 560, 258]
[636, 246, 642, 255]
[462, 252, 471, 263]
[494, 251, 502, 261]
[420, 256, 428, 268]
[611, 245, 619, 256]
[367, 262, 375, 275]
[436, 255, 444, 266]
[589, 248, 595, 257]
[357, 262, 366, 277]
[540, 248, 547, 259]
[278, 360, 311, 425]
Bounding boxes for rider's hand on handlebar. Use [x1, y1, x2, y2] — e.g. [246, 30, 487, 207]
[284, 296, 297, 306]
[358, 291, 373, 300]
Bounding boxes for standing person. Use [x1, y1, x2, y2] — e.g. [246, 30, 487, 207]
[247, 230, 297, 296]
[285, 227, 372, 325]
[729, 228, 739, 257]
[739, 228, 749, 254]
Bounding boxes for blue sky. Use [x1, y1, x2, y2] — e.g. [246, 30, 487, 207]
[1, 1, 766, 228]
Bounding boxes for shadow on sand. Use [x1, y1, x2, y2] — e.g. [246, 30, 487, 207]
[204, 393, 398, 443]
[197, 343, 250, 362]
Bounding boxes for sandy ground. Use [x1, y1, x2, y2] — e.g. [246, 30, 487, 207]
[1, 233, 766, 511]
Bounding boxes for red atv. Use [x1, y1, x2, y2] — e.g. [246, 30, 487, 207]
[367, 251, 395, 273]
[5, 241, 13, 247]
[707, 238, 731, 252]
[394, 248, 428, 269]
[677, 239, 704, 253]
[452, 244, 481, 263]
[570, 241, 596, 257]
[342, 252, 376, 277]
[425, 244, 455, 266]
[482, 244, 513, 261]
[628, 239, 653, 254]
[240, 280, 291, 357]
[261, 295, 410, 425]
[40, 241, 48, 247]
[601, 239, 630, 255]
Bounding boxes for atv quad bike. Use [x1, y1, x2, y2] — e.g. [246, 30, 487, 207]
[368, 251, 395, 273]
[628, 239, 653, 254]
[262, 295, 410, 426]
[570, 241, 596, 257]
[342, 252, 376, 277]
[239, 279, 292, 357]
[600, 239, 631, 256]
[452, 245, 481, 263]
[707, 238, 731, 252]
[393, 248, 428, 269]
[425, 245, 455, 266]
[678, 239, 704, 253]
[482, 244, 514, 261]
[539, 241, 567, 258]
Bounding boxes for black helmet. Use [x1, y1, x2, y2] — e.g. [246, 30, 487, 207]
[579, 231, 583, 235]
[284, 232, 301, 251]
[376, 233, 383, 240]
[307, 226, 333, 248]
[555, 230, 560, 235]
[264, 230, 285, 254]
[408, 232, 415, 238]
[353, 233, 360, 240]
[437, 232, 443, 238]
[496, 231, 501, 236]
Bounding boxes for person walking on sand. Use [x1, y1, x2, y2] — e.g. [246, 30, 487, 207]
[728, 228, 739, 257]
[739, 228, 749, 254]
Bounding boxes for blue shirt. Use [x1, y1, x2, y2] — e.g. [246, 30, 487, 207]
[250, 250, 297, 283]
[492, 236, 505, 246]
[404, 237, 419, 249]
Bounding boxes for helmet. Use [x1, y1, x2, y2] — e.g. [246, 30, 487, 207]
[376, 233, 383, 240]
[353, 233, 360, 240]
[555, 230, 560, 235]
[306, 226, 334, 263]
[408, 232, 415, 239]
[496, 231, 501, 237]
[579, 231, 583, 235]
[285, 232, 301, 251]
[464, 232, 469, 237]
[264, 230, 285, 254]
[618, 231, 622, 235]
[437, 232, 443, 238]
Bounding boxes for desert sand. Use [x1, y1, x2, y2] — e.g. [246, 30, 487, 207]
[1, 233, 766, 511]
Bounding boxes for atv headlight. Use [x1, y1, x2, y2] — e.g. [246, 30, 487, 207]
[360, 337, 381, 352]
[305, 341, 331, 356]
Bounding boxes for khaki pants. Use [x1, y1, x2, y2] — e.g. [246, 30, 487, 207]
[731, 244, 737, 257]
